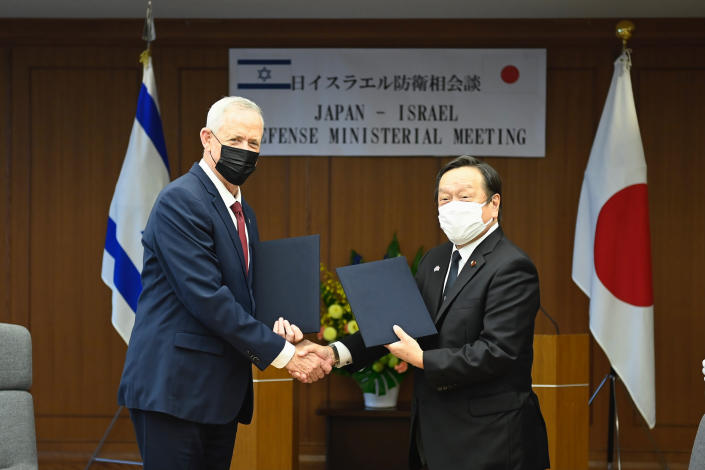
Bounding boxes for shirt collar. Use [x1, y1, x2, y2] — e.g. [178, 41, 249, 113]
[452, 222, 500, 262]
[199, 158, 242, 208]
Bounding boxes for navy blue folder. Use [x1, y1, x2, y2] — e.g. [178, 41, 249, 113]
[336, 256, 438, 347]
[253, 234, 320, 333]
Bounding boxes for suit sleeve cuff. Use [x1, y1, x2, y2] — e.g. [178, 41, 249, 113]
[270, 341, 295, 368]
[332, 341, 353, 367]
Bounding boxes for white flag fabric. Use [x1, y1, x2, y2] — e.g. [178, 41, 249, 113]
[572, 52, 655, 428]
[101, 56, 170, 344]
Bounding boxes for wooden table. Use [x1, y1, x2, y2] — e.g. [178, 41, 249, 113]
[317, 402, 411, 470]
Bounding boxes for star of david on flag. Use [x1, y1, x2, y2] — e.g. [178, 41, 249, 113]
[236, 59, 293, 90]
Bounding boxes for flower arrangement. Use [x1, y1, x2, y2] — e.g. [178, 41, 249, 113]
[319, 234, 423, 396]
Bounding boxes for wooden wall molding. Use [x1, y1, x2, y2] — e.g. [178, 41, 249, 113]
[0, 18, 703, 47]
[0, 47, 9, 325]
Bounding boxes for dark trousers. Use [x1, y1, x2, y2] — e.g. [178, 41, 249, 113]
[129, 408, 238, 470]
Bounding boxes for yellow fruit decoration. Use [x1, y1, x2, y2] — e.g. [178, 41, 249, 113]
[328, 303, 344, 319]
[347, 320, 359, 334]
[323, 326, 338, 342]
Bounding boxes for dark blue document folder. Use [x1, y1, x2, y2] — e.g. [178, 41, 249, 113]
[253, 234, 320, 333]
[336, 256, 437, 347]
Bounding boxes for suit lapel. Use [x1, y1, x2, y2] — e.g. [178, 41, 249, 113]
[241, 201, 257, 312]
[426, 243, 452, 316]
[435, 255, 485, 324]
[242, 201, 256, 291]
[434, 228, 504, 325]
[191, 165, 249, 281]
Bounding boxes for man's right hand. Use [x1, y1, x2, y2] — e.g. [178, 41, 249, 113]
[285, 340, 334, 383]
[296, 340, 336, 367]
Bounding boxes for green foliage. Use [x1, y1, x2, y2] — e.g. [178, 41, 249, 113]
[411, 246, 424, 276]
[384, 233, 401, 258]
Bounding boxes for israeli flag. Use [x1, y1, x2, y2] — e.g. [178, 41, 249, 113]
[236, 59, 292, 90]
[101, 55, 170, 344]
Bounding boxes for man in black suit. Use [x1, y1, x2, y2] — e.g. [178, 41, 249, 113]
[304, 155, 550, 470]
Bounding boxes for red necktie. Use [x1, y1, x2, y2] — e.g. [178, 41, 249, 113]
[230, 201, 249, 275]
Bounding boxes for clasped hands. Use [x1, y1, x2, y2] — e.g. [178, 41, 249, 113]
[273, 318, 424, 384]
[273, 317, 335, 384]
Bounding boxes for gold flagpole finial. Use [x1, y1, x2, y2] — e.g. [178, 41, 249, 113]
[139, 49, 151, 66]
[616, 20, 635, 51]
[140, 0, 156, 66]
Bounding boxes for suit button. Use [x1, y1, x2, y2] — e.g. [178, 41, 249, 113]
[253, 356, 260, 363]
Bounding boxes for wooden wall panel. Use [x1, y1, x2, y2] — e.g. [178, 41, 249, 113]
[9, 46, 144, 461]
[589, 61, 705, 466]
[289, 157, 332, 457]
[514, 61, 598, 335]
[245, 157, 291, 240]
[1, 18, 704, 470]
[9, 46, 31, 329]
[639, 67, 705, 429]
[29, 65, 138, 415]
[174, 64, 228, 175]
[0, 47, 9, 324]
[329, 157, 442, 269]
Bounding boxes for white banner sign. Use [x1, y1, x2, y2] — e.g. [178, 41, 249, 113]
[229, 49, 546, 157]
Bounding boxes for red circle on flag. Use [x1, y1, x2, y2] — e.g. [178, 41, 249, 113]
[593, 184, 653, 307]
[501, 65, 520, 84]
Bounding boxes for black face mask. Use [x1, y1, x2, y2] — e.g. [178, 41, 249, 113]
[209, 132, 259, 186]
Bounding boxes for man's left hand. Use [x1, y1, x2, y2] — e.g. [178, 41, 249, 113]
[385, 325, 423, 369]
[273, 317, 304, 344]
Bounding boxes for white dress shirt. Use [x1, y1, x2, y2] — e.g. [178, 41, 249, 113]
[332, 222, 500, 368]
[442, 222, 499, 290]
[198, 159, 295, 368]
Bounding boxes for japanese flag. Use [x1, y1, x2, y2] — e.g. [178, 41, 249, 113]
[572, 52, 655, 428]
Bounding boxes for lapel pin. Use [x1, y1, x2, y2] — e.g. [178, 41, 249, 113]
[470, 260, 477, 267]
[433, 265, 440, 272]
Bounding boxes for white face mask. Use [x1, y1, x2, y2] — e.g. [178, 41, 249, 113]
[438, 200, 492, 246]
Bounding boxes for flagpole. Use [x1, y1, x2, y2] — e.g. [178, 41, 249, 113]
[140, 0, 155, 66]
[584, 20, 634, 470]
[602, 22, 633, 470]
[579, 18, 664, 470]
[607, 368, 619, 470]
[86, 4, 157, 469]
[616, 20, 634, 53]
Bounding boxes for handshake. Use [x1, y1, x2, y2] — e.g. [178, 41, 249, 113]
[273, 317, 336, 384]
[272, 317, 424, 383]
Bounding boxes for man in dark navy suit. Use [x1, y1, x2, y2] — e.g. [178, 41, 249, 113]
[118, 97, 329, 470]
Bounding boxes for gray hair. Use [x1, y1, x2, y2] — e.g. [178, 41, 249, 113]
[206, 96, 264, 133]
